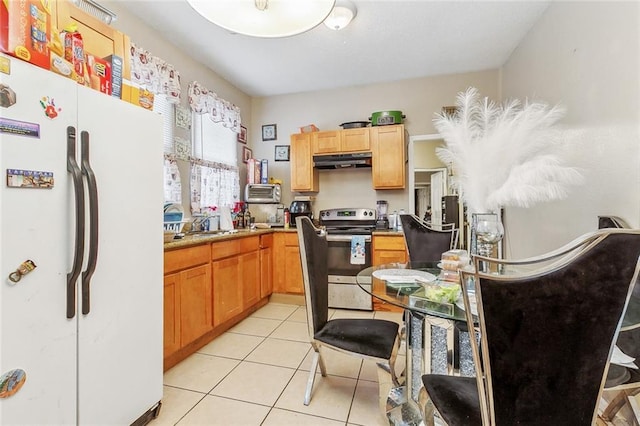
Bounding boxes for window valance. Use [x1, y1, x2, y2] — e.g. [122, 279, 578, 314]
[130, 42, 181, 103]
[187, 81, 242, 133]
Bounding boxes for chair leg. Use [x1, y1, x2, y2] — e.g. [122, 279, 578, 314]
[601, 390, 630, 421]
[377, 361, 400, 388]
[305, 348, 326, 406]
[418, 386, 436, 426]
[304, 351, 319, 405]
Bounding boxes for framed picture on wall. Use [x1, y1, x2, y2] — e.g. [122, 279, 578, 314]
[175, 105, 191, 129]
[262, 124, 277, 141]
[238, 126, 247, 144]
[242, 146, 252, 163]
[274, 145, 290, 161]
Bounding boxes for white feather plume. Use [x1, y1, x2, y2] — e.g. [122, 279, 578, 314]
[434, 87, 584, 213]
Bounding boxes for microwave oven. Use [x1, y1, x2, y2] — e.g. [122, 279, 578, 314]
[244, 184, 281, 204]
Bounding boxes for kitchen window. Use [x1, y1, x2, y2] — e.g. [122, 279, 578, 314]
[190, 113, 240, 213]
[156, 94, 182, 204]
[188, 81, 242, 213]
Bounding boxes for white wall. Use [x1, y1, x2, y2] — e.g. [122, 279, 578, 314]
[500, 1, 640, 258]
[105, 2, 252, 212]
[102, 4, 500, 221]
[250, 70, 499, 218]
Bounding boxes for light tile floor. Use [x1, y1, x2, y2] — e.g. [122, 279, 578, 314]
[153, 302, 405, 426]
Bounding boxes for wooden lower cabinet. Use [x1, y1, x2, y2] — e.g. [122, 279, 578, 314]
[260, 234, 274, 298]
[372, 234, 407, 312]
[164, 235, 268, 370]
[163, 245, 212, 357]
[178, 265, 213, 345]
[273, 232, 304, 294]
[212, 256, 242, 326]
[241, 251, 260, 309]
[372, 234, 408, 265]
[212, 236, 261, 326]
[163, 273, 180, 357]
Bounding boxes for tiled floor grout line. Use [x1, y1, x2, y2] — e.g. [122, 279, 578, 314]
[163, 304, 401, 425]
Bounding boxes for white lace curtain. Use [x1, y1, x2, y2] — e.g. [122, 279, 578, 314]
[130, 42, 181, 103]
[187, 81, 242, 213]
[164, 156, 182, 203]
[188, 81, 241, 133]
[190, 160, 240, 213]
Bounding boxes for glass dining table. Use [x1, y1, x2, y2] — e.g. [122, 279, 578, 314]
[356, 261, 476, 426]
[357, 261, 640, 426]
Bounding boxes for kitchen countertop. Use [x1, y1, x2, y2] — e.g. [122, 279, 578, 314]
[372, 229, 405, 236]
[164, 227, 296, 250]
[164, 227, 404, 251]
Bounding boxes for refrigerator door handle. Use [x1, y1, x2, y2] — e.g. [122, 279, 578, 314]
[67, 126, 85, 319]
[80, 131, 99, 315]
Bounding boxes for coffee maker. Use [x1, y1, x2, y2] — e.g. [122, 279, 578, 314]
[289, 199, 313, 227]
[376, 200, 389, 229]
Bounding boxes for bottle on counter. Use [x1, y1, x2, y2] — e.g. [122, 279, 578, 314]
[244, 209, 252, 229]
[238, 208, 245, 228]
[284, 208, 290, 229]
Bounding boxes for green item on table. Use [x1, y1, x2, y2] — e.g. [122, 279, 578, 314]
[424, 284, 460, 304]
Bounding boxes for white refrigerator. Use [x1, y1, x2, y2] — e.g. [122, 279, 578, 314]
[0, 55, 163, 424]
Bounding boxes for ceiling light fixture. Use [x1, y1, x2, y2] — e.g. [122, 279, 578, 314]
[186, 0, 336, 38]
[323, 0, 357, 31]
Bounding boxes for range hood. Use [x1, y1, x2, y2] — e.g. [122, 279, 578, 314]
[313, 152, 372, 169]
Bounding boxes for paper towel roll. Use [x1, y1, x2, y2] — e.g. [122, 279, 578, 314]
[219, 206, 234, 231]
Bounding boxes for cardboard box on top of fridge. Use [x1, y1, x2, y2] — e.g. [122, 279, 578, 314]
[104, 54, 123, 99]
[85, 53, 111, 95]
[122, 80, 154, 110]
[0, 0, 53, 70]
[61, 24, 86, 85]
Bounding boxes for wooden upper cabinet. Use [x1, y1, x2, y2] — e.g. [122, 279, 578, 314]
[55, 0, 130, 79]
[290, 133, 319, 192]
[371, 125, 406, 189]
[312, 129, 370, 154]
[312, 131, 341, 154]
[340, 128, 370, 153]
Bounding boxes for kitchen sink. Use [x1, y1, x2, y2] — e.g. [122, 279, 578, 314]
[186, 230, 237, 238]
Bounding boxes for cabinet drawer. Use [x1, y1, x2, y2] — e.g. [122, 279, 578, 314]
[164, 244, 211, 274]
[211, 239, 240, 260]
[239, 236, 260, 252]
[212, 236, 260, 260]
[373, 236, 406, 251]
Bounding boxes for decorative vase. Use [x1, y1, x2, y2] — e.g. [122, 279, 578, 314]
[470, 212, 504, 272]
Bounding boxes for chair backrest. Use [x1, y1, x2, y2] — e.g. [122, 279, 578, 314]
[296, 216, 329, 340]
[400, 214, 458, 262]
[462, 229, 640, 425]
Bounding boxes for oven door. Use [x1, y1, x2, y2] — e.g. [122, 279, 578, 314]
[326, 234, 373, 310]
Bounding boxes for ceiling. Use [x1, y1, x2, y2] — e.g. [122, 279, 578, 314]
[117, 1, 550, 98]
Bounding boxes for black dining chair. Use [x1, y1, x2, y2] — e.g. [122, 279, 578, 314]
[597, 215, 640, 422]
[296, 216, 401, 406]
[399, 214, 459, 262]
[421, 228, 640, 425]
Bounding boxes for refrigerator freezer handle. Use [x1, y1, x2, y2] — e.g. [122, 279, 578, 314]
[66, 126, 85, 319]
[80, 131, 99, 315]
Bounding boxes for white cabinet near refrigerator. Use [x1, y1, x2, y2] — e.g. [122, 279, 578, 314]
[0, 55, 163, 425]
